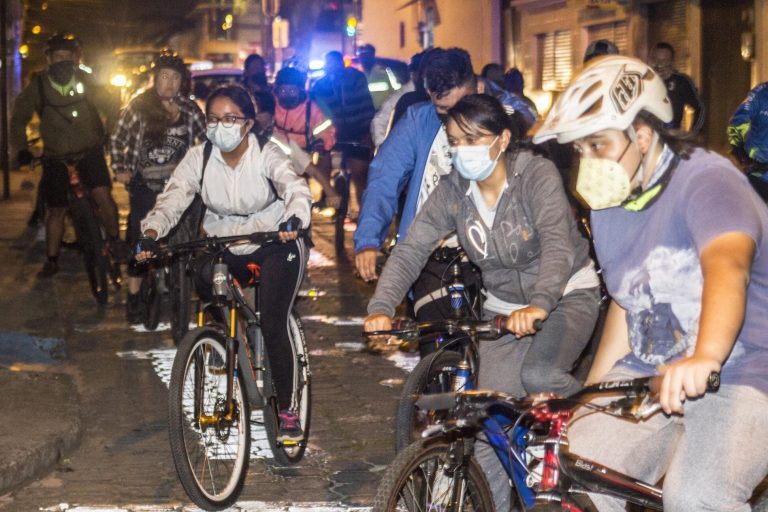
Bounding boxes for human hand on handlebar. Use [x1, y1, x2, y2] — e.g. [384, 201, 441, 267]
[134, 230, 159, 262]
[363, 313, 392, 344]
[656, 355, 722, 415]
[506, 306, 547, 339]
[278, 215, 301, 242]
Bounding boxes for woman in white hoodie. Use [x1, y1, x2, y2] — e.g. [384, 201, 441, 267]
[137, 85, 312, 442]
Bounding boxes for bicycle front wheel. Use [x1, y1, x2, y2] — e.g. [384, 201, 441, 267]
[168, 327, 250, 510]
[394, 349, 464, 452]
[141, 269, 162, 331]
[373, 438, 494, 512]
[262, 311, 311, 465]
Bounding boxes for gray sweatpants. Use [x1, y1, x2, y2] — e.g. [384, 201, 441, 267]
[475, 286, 601, 511]
[568, 366, 768, 511]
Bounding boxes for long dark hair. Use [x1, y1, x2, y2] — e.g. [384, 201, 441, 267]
[446, 94, 521, 147]
[134, 89, 173, 145]
[635, 110, 695, 159]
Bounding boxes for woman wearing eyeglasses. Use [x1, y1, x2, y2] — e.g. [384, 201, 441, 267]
[136, 84, 313, 443]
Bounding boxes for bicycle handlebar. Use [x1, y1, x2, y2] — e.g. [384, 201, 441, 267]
[362, 316, 543, 339]
[154, 229, 310, 255]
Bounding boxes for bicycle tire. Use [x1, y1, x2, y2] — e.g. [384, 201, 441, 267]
[373, 437, 494, 512]
[168, 327, 250, 510]
[70, 198, 109, 305]
[142, 270, 162, 331]
[170, 256, 192, 345]
[332, 170, 349, 254]
[394, 350, 464, 452]
[261, 311, 312, 465]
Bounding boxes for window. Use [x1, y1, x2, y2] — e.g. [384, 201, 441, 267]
[538, 30, 572, 91]
[587, 21, 629, 54]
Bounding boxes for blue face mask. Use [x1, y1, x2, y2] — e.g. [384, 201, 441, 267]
[450, 136, 501, 181]
[206, 123, 246, 153]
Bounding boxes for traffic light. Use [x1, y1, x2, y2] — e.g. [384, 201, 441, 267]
[346, 16, 357, 37]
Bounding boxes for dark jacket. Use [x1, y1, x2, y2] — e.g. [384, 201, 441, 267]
[310, 67, 375, 145]
[11, 69, 118, 157]
[664, 71, 704, 135]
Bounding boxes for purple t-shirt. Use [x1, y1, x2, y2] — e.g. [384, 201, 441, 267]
[592, 148, 768, 393]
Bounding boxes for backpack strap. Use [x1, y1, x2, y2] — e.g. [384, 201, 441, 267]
[305, 100, 312, 148]
[200, 140, 212, 189]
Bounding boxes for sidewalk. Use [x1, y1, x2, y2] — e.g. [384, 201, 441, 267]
[0, 169, 83, 494]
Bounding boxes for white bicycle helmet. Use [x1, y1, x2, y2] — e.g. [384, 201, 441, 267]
[533, 56, 672, 144]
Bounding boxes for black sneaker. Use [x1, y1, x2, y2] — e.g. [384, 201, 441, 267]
[126, 293, 145, 324]
[277, 410, 303, 443]
[37, 261, 59, 278]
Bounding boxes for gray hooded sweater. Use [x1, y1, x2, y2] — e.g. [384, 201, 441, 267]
[368, 149, 594, 317]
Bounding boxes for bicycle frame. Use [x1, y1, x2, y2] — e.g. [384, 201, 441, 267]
[419, 374, 713, 511]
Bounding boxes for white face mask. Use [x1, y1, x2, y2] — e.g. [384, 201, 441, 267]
[450, 136, 501, 182]
[575, 157, 633, 210]
[206, 123, 246, 153]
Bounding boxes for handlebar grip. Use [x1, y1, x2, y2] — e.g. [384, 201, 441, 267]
[492, 316, 543, 332]
[706, 372, 721, 393]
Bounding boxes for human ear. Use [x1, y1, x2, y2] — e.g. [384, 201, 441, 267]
[633, 122, 655, 155]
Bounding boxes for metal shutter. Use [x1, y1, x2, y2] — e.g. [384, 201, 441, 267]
[541, 30, 573, 91]
[647, 0, 689, 73]
[587, 21, 629, 54]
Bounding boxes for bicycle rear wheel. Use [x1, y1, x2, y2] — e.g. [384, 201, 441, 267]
[394, 349, 464, 452]
[168, 327, 250, 510]
[262, 312, 311, 465]
[70, 198, 109, 305]
[170, 255, 192, 345]
[373, 438, 493, 512]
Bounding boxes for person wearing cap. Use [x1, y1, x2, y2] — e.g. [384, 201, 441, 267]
[110, 50, 206, 322]
[583, 38, 619, 63]
[272, 66, 339, 208]
[533, 55, 768, 510]
[11, 32, 121, 278]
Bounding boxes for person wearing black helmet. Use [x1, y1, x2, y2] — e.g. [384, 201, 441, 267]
[110, 50, 206, 323]
[11, 32, 121, 278]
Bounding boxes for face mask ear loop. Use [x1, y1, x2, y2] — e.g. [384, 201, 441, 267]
[641, 131, 661, 190]
[623, 126, 645, 189]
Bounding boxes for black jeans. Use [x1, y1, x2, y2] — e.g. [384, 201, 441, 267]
[193, 239, 306, 410]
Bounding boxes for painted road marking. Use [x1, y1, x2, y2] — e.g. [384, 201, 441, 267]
[41, 502, 370, 511]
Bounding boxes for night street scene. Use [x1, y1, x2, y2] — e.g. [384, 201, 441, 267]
[0, 0, 767, 510]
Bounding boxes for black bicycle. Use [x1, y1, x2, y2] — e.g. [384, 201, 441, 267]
[157, 230, 311, 510]
[373, 372, 722, 511]
[57, 154, 121, 304]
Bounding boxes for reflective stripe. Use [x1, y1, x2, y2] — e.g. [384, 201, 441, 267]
[312, 119, 332, 136]
[385, 67, 402, 91]
[368, 82, 391, 93]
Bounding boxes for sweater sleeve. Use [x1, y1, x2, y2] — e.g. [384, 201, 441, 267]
[367, 180, 457, 317]
[524, 157, 578, 313]
[263, 142, 313, 228]
[141, 145, 204, 238]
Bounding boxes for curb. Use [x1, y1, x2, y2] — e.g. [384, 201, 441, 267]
[0, 371, 82, 493]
